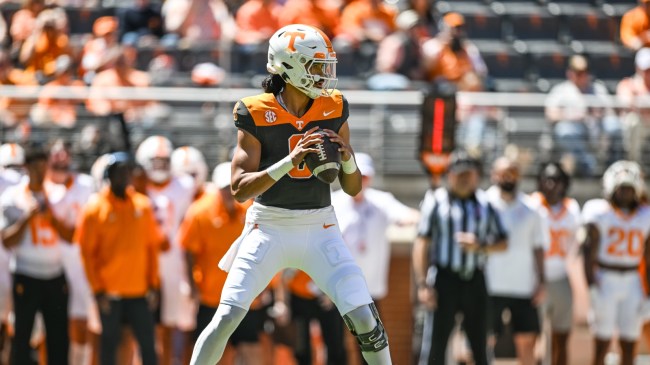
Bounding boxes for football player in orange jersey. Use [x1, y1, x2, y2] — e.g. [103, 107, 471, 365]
[190, 24, 391, 365]
[582, 161, 650, 365]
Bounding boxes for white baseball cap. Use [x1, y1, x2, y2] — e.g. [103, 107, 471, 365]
[636, 48, 650, 71]
[355, 153, 375, 177]
[212, 162, 231, 189]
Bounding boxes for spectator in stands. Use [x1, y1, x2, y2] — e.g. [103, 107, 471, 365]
[179, 162, 267, 365]
[413, 150, 507, 365]
[117, 0, 165, 46]
[421, 12, 486, 92]
[1, 142, 74, 365]
[620, 0, 650, 51]
[617, 47, 650, 162]
[368, 9, 428, 90]
[76, 152, 164, 365]
[545, 55, 623, 177]
[235, 0, 280, 47]
[233, 0, 280, 72]
[81, 16, 121, 84]
[337, 0, 397, 46]
[486, 157, 549, 365]
[279, 0, 339, 39]
[336, 0, 396, 73]
[31, 55, 85, 128]
[19, 8, 70, 83]
[86, 46, 152, 123]
[0, 49, 37, 128]
[404, 0, 438, 38]
[162, 0, 235, 43]
[10, 0, 46, 59]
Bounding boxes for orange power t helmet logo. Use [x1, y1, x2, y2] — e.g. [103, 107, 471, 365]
[283, 31, 306, 51]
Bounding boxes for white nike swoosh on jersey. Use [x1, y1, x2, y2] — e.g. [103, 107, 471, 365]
[323, 110, 335, 117]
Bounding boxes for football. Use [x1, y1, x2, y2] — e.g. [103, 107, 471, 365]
[304, 130, 341, 184]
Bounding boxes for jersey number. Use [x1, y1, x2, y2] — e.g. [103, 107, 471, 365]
[30, 215, 57, 246]
[287, 134, 312, 179]
[547, 229, 570, 257]
[606, 227, 644, 257]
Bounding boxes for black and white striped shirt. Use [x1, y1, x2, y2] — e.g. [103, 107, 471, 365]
[417, 187, 507, 276]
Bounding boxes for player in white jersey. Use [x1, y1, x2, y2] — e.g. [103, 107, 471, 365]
[171, 146, 210, 200]
[136, 135, 196, 365]
[44, 140, 96, 365]
[0, 142, 75, 365]
[0, 146, 24, 361]
[582, 160, 650, 365]
[0, 143, 26, 177]
[529, 162, 581, 365]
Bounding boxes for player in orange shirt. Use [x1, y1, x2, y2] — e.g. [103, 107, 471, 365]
[76, 152, 166, 365]
[180, 162, 272, 365]
[337, 0, 396, 45]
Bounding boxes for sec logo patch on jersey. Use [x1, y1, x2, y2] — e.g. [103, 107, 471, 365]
[264, 110, 277, 124]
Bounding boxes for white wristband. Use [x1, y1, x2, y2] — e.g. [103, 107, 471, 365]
[266, 155, 294, 181]
[341, 154, 357, 174]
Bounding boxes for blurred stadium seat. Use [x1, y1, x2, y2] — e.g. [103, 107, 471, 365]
[464, 13, 504, 40]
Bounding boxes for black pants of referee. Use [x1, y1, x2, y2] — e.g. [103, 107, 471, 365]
[11, 273, 69, 365]
[419, 269, 489, 365]
[291, 294, 347, 365]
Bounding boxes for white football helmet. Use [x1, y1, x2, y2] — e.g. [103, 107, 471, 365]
[0, 143, 25, 168]
[90, 153, 111, 190]
[603, 160, 646, 198]
[267, 24, 337, 99]
[171, 146, 208, 187]
[136, 136, 173, 184]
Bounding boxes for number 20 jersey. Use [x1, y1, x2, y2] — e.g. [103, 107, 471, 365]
[233, 90, 348, 210]
[582, 198, 650, 267]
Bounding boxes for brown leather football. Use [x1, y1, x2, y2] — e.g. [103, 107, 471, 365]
[304, 130, 341, 184]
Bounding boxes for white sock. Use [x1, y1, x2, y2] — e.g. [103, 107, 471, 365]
[361, 346, 393, 365]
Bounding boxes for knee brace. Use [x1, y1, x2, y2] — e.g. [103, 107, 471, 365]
[343, 303, 389, 353]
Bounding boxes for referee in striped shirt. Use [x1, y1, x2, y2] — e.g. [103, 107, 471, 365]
[413, 150, 508, 365]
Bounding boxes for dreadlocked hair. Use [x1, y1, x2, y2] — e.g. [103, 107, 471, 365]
[262, 74, 286, 94]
